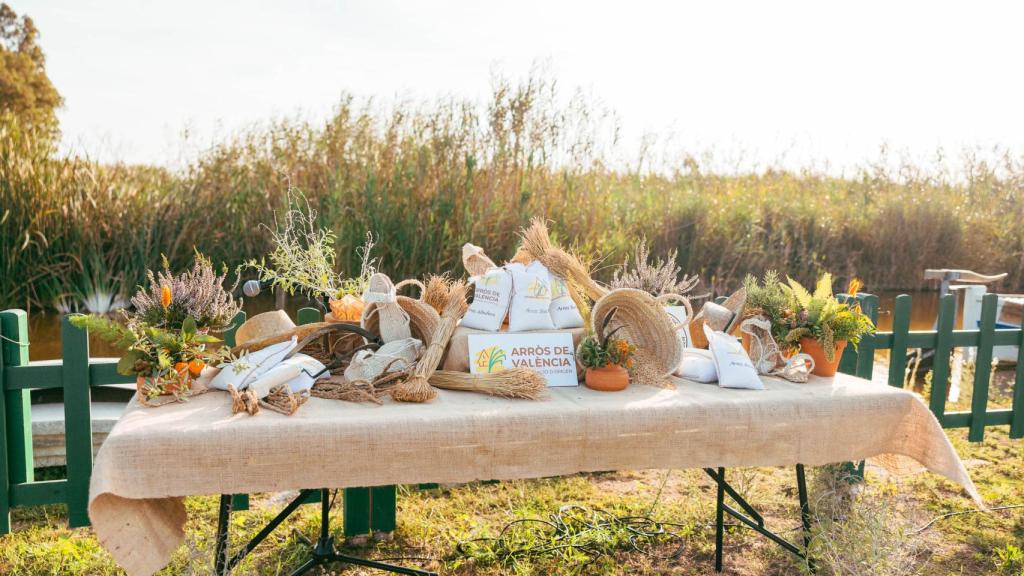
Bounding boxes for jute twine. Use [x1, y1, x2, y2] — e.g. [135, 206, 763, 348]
[520, 218, 608, 301]
[591, 288, 683, 380]
[429, 369, 548, 400]
[360, 273, 412, 343]
[392, 280, 468, 403]
[311, 368, 413, 405]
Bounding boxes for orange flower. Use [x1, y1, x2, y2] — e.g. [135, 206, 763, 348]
[847, 277, 863, 297]
[161, 285, 172, 309]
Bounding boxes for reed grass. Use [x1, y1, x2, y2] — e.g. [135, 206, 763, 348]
[3, 77, 1024, 312]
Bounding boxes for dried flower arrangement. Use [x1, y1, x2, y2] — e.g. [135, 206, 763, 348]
[132, 252, 241, 332]
[241, 190, 378, 319]
[610, 239, 704, 298]
[70, 298, 231, 403]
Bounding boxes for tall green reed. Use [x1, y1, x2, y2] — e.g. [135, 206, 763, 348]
[2, 78, 1023, 312]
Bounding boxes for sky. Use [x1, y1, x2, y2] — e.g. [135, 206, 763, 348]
[21, 0, 1024, 174]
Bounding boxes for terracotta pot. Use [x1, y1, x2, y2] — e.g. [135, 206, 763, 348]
[584, 365, 629, 392]
[799, 338, 848, 377]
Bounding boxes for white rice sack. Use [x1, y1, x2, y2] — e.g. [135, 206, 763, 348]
[461, 268, 513, 331]
[527, 261, 584, 329]
[211, 337, 296, 391]
[675, 348, 718, 383]
[508, 269, 556, 331]
[703, 324, 764, 390]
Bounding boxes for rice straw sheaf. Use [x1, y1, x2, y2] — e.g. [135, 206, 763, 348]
[422, 274, 454, 314]
[362, 295, 440, 346]
[591, 288, 683, 380]
[392, 280, 469, 403]
[520, 218, 608, 301]
[429, 369, 547, 400]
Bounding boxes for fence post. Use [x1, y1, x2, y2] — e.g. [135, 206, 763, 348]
[1, 310, 34, 486]
[1, 310, 34, 533]
[62, 315, 93, 528]
[1011, 325, 1024, 439]
[887, 295, 912, 388]
[838, 293, 879, 379]
[968, 294, 997, 442]
[928, 294, 957, 424]
[0, 312, 9, 533]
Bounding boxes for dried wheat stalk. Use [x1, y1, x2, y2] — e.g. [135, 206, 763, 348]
[429, 369, 547, 400]
[520, 218, 607, 301]
[392, 280, 468, 403]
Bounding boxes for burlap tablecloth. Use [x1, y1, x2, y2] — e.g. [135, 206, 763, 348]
[89, 373, 980, 576]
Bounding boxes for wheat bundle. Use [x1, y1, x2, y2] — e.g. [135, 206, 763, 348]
[591, 288, 683, 381]
[422, 274, 453, 314]
[520, 218, 608, 301]
[392, 280, 468, 403]
[429, 369, 547, 400]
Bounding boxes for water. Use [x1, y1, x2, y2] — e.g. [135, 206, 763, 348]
[23, 292, 327, 361]
[19, 291, 942, 361]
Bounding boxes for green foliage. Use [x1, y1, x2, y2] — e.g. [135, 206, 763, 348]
[69, 311, 227, 398]
[240, 190, 377, 300]
[0, 4, 62, 136]
[577, 333, 635, 369]
[743, 270, 791, 345]
[778, 274, 876, 361]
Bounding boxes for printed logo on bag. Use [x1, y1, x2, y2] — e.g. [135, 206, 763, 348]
[474, 345, 508, 373]
[527, 278, 551, 298]
[468, 333, 577, 386]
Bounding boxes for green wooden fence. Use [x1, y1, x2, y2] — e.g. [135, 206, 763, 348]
[1, 292, 1022, 534]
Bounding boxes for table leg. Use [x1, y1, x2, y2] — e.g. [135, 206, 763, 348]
[715, 467, 725, 572]
[796, 464, 815, 573]
[215, 494, 233, 576]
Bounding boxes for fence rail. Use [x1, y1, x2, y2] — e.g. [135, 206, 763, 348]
[2, 292, 1022, 534]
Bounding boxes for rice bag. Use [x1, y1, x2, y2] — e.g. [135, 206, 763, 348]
[462, 268, 513, 331]
[703, 324, 764, 390]
[675, 348, 718, 383]
[527, 261, 584, 329]
[508, 269, 556, 331]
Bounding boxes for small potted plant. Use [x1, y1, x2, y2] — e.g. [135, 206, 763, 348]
[241, 191, 377, 322]
[577, 329, 636, 392]
[779, 274, 875, 377]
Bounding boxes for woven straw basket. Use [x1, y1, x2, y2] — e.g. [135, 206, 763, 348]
[591, 288, 683, 377]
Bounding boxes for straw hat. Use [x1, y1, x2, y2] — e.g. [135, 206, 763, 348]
[689, 287, 747, 348]
[591, 288, 683, 377]
[234, 310, 300, 350]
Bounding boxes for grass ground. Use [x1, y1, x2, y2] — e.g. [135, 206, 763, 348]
[1, 375, 1022, 576]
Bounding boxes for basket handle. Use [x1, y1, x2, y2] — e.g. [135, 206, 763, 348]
[394, 278, 426, 298]
[657, 293, 693, 328]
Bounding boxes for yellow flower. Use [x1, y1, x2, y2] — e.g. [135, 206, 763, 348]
[161, 285, 172, 309]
